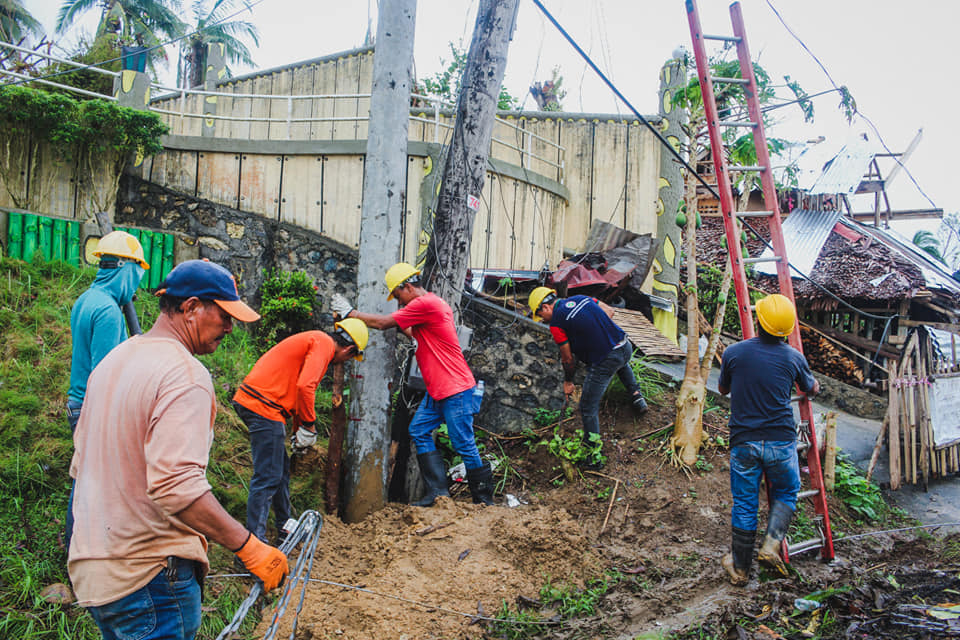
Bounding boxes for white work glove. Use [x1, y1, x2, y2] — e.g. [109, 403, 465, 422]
[330, 293, 354, 320]
[292, 425, 317, 452]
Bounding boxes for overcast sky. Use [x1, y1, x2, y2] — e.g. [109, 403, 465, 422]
[29, 0, 957, 232]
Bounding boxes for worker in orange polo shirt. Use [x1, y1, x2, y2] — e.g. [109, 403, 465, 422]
[233, 319, 368, 543]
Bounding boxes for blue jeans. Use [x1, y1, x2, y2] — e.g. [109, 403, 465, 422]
[580, 341, 640, 439]
[409, 386, 483, 470]
[65, 399, 83, 552]
[88, 559, 201, 640]
[729, 440, 800, 531]
[234, 403, 291, 543]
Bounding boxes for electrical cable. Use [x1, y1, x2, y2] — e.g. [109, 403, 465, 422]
[5, 0, 268, 89]
[531, 0, 906, 333]
[764, 0, 939, 211]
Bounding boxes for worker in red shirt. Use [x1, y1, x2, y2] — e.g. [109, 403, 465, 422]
[233, 319, 368, 542]
[332, 263, 494, 507]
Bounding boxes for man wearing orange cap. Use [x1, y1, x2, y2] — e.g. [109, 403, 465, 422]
[69, 260, 288, 640]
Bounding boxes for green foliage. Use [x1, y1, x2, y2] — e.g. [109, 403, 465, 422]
[696, 263, 762, 338]
[607, 355, 668, 405]
[834, 454, 886, 521]
[417, 42, 519, 110]
[541, 570, 622, 617]
[533, 404, 572, 428]
[0, 85, 168, 158]
[912, 230, 945, 264]
[488, 600, 545, 640]
[544, 428, 605, 467]
[254, 268, 319, 350]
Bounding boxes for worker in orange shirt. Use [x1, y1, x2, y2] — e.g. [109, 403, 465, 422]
[233, 319, 368, 543]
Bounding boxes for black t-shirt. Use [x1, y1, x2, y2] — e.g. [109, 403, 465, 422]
[718, 337, 817, 446]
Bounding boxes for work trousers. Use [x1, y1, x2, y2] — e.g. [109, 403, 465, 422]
[234, 402, 291, 543]
[87, 558, 201, 640]
[409, 386, 483, 470]
[579, 341, 641, 439]
[729, 440, 801, 531]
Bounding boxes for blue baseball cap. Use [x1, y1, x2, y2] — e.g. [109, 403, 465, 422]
[156, 259, 260, 322]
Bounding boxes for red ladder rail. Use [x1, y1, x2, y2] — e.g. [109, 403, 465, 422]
[685, 0, 834, 562]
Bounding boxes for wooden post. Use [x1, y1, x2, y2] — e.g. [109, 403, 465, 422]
[341, 0, 417, 523]
[324, 363, 346, 514]
[888, 363, 901, 490]
[421, 0, 520, 313]
[823, 411, 837, 492]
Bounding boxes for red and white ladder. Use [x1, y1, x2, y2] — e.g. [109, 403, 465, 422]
[685, 0, 834, 562]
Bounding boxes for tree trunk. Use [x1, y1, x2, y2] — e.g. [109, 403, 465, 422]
[672, 169, 706, 466]
[340, 0, 417, 523]
[420, 0, 519, 312]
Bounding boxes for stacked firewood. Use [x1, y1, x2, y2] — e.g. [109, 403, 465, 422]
[799, 325, 865, 386]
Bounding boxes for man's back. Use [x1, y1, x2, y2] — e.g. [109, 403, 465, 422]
[719, 337, 816, 445]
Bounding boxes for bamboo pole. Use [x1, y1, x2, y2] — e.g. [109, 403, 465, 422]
[888, 363, 901, 490]
[823, 412, 837, 492]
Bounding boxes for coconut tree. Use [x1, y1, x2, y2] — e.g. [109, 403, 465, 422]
[1, 0, 43, 43]
[912, 229, 945, 264]
[55, 0, 185, 72]
[178, 0, 258, 88]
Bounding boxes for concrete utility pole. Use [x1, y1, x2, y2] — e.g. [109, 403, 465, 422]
[341, 0, 417, 523]
[421, 0, 520, 312]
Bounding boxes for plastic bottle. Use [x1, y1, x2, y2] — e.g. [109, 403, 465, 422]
[794, 598, 820, 612]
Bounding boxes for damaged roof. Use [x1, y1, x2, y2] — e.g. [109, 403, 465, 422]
[696, 213, 960, 310]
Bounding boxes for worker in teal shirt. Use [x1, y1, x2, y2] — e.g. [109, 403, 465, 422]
[66, 230, 149, 550]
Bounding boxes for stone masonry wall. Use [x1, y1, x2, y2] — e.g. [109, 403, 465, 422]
[116, 175, 562, 433]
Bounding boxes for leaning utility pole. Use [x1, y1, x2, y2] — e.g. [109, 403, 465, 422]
[341, 0, 417, 523]
[421, 0, 519, 311]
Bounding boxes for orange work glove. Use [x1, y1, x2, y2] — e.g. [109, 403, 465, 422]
[234, 532, 289, 591]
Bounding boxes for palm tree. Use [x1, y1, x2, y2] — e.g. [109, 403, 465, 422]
[55, 0, 185, 72]
[912, 229, 945, 264]
[179, 0, 258, 88]
[1, 0, 43, 43]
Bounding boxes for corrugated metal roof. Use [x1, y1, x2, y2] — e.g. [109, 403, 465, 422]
[808, 137, 876, 195]
[756, 208, 844, 277]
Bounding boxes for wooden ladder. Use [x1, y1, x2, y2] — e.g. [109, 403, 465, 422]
[685, 0, 835, 562]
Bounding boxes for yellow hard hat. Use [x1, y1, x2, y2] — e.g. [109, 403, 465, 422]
[528, 287, 557, 321]
[334, 318, 369, 361]
[384, 262, 421, 300]
[92, 230, 150, 269]
[756, 293, 796, 337]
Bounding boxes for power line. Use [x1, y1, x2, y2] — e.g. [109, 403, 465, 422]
[764, 0, 938, 210]
[530, 0, 900, 325]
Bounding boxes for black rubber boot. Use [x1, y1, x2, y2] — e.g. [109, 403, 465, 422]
[721, 526, 755, 586]
[465, 461, 495, 505]
[411, 450, 450, 507]
[758, 500, 794, 576]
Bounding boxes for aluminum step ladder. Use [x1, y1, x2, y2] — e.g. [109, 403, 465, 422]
[685, 0, 834, 562]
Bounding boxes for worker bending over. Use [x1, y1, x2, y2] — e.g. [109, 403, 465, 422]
[69, 260, 287, 640]
[717, 293, 819, 585]
[332, 263, 494, 506]
[529, 287, 648, 466]
[233, 320, 368, 543]
[66, 230, 149, 549]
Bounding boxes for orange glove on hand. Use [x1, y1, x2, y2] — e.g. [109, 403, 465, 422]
[234, 532, 288, 591]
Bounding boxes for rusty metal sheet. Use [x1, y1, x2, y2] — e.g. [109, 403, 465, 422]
[755, 208, 843, 277]
[197, 151, 241, 208]
[239, 153, 282, 218]
[808, 137, 876, 195]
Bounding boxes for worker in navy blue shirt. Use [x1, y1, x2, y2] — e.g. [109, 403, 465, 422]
[529, 287, 647, 466]
[717, 293, 820, 585]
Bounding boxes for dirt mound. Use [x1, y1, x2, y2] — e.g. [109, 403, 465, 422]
[267, 501, 598, 639]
